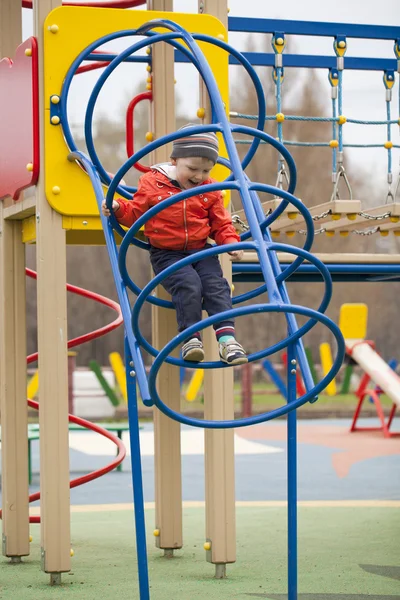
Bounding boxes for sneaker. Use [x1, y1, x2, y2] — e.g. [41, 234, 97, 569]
[182, 337, 204, 362]
[218, 339, 248, 365]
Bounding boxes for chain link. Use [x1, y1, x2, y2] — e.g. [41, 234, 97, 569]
[358, 211, 391, 221]
[353, 227, 379, 236]
[232, 210, 274, 233]
[293, 226, 383, 236]
[312, 209, 332, 221]
[233, 208, 395, 236]
[232, 214, 249, 232]
[298, 227, 326, 235]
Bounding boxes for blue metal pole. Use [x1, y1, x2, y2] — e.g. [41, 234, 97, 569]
[180, 366, 186, 388]
[124, 337, 150, 600]
[287, 341, 298, 600]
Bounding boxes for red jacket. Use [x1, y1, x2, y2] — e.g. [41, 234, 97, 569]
[114, 165, 240, 251]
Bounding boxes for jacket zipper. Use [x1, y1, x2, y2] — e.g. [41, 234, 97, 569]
[183, 199, 188, 250]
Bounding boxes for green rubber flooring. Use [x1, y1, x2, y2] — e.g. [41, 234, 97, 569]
[1, 505, 399, 599]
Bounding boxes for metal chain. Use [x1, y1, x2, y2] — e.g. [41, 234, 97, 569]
[233, 209, 393, 236]
[294, 226, 381, 236]
[232, 214, 249, 232]
[312, 209, 332, 221]
[298, 227, 326, 235]
[358, 211, 391, 220]
[353, 227, 379, 236]
[232, 210, 274, 233]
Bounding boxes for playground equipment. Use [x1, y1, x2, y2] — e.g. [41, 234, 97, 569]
[319, 342, 337, 396]
[0, 266, 127, 539]
[109, 351, 128, 403]
[76, 20, 343, 598]
[340, 303, 400, 438]
[185, 367, 204, 402]
[1, 2, 397, 599]
[230, 21, 399, 240]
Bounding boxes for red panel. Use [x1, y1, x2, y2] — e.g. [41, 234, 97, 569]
[0, 37, 39, 201]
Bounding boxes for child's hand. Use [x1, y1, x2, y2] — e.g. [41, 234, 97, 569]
[228, 249, 244, 260]
[101, 199, 120, 216]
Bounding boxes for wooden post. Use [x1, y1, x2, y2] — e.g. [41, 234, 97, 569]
[147, 0, 183, 555]
[0, 0, 30, 563]
[33, 0, 71, 581]
[198, 0, 236, 577]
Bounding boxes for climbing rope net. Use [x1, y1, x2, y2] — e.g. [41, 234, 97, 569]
[229, 33, 400, 239]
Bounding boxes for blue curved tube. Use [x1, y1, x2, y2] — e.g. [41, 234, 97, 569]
[66, 18, 344, 422]
[148, 303, 345, 428]
[64, 20, 349, 600]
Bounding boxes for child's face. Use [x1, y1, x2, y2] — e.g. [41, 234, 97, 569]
[172, 156, 214, 190]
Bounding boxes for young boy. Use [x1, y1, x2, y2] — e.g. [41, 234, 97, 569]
[102, 126, 247, 365]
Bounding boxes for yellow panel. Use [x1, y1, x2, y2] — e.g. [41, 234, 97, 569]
[21, 214, 139, 245]
[22, 215, 37, 244]
[339, 303, 368, 340]
[109, 352, 127, 404]
[43, 8, 229, 221]
[319, 343, 337, 396]
[27, 370, 39, 399]
[185, 368, 204, 402]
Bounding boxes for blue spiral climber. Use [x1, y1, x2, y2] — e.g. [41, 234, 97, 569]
[64, 18, 345, 600]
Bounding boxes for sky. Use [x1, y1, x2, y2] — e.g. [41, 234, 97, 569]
[21, 0, 400, 195]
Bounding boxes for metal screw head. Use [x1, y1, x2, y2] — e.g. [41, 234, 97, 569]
[129, 361, 134, 367]
[130, 370, 136, 377]
[290, 369, 296, 374]
[290, 359, 297, 365]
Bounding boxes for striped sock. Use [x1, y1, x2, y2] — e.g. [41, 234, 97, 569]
[184, 332, 201, 344]
[215, 325, 235, 343]
[219, 335, 235, 344]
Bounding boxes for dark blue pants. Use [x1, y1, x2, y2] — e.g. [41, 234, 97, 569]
[150, 245, 234, 334]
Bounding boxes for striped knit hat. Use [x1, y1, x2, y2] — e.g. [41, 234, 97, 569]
[170, 124, 219, 164]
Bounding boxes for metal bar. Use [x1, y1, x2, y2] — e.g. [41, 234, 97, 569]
[87, 52, 149, 63]
[233, 263, 400, 274]
[228, 16, 400, 41]
[287, 342, 298, 600]
[233, 273, 400, 283]
[124, 338, 150, 600]
[175, 50, 397, 72]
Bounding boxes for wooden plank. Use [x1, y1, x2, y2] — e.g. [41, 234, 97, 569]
[233, 199, 363, 233]
[147, 0, 183, 554]
[3, 195, 36, 221]
[33, 0, 71, 577]
[0, 0, 30, 562]
[270, 200, 362, 232]
[199, 0, 236, 572]
[324, 203, 400, 233]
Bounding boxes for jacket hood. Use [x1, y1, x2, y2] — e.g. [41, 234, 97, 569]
[151, 162, 177, 181]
